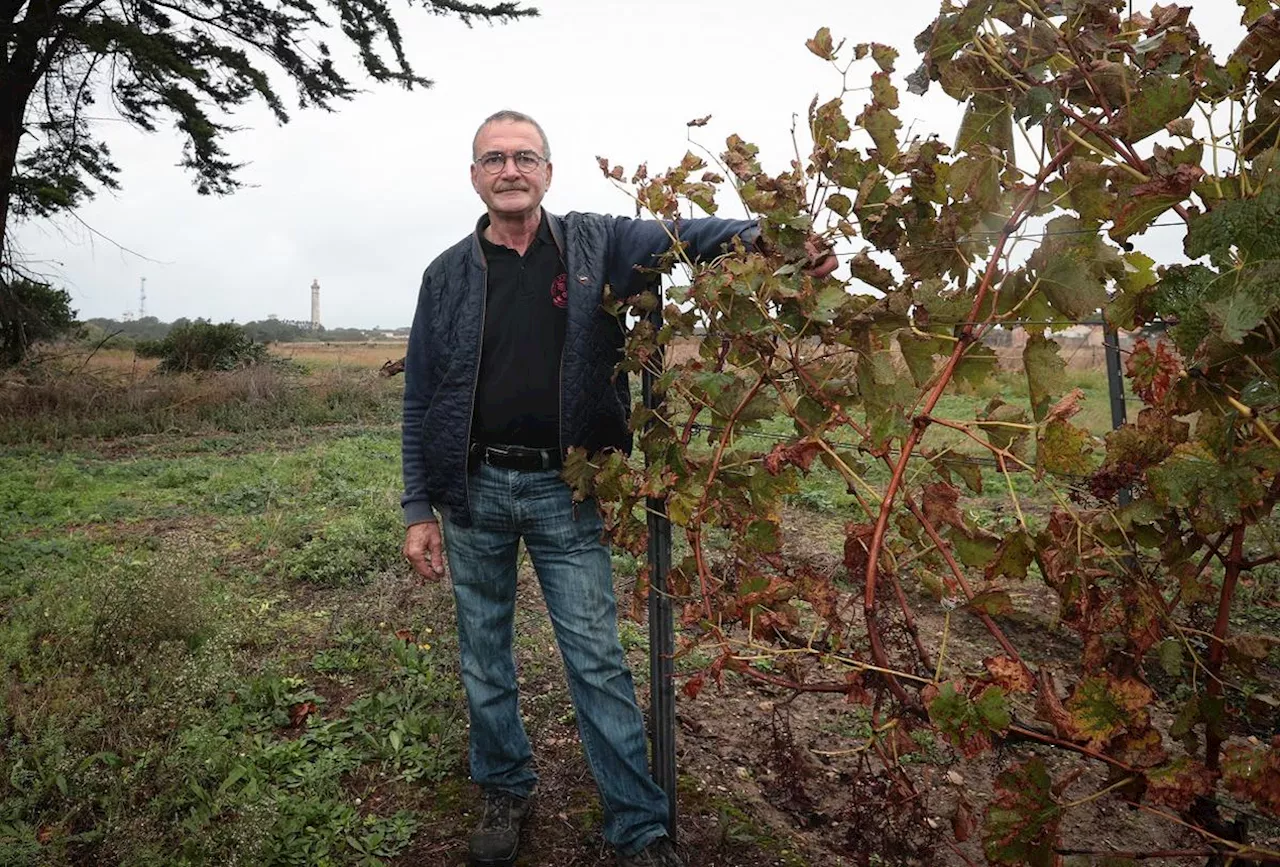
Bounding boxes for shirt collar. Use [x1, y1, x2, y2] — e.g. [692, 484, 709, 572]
[477, 210, 551, 253]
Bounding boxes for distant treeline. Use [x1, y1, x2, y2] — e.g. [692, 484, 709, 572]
[83, 317, 407, 345]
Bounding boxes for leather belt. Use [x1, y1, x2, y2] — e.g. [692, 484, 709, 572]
[469, 442, 563, 471]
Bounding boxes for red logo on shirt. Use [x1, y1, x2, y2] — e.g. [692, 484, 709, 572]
[550, 273, 568, 309]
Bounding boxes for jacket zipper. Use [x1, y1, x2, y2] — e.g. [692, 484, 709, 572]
[555, 221, 570, 517]
[466, 253, 488, 521]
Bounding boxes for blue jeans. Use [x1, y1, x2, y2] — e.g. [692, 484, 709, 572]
[440, 463, 668, 855]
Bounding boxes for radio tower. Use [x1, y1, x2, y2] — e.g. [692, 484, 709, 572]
[310, 278, 321, 329]
[139, 277, 147, 319]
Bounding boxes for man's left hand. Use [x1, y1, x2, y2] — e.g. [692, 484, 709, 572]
[803, 236, 839, 279]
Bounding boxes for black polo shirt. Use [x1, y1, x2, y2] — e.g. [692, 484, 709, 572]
[472, 215, 568, 449]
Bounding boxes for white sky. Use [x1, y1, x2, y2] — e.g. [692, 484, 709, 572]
[10, 0, 1253, 329]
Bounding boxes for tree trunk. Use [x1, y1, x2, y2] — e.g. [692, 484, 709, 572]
[0, 84, 25, 277]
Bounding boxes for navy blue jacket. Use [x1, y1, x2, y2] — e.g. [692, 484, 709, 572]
[401, 210, 758, 527]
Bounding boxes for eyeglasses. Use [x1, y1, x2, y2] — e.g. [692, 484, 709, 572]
[475, 150, 547, 174]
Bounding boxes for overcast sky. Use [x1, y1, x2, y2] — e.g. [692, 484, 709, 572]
[10, 0, 1253, 329]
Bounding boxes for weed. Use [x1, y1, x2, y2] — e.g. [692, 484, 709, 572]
[279, 499, 402, 585]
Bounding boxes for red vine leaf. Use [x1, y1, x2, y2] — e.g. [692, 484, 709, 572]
[289, 701, 317, 728]
[1113, 726, 1169, 770]
[1146, 757, 1218, 811]
[1126, 338, 1181, 406]
[984, 655, 1033, 694]
[1222, 737, 1280, 816]
[1035, 669, 1078, 740]
[952, 793, 976, 843]
[806, 26, 836, 60]
[922, 480, 965, 530]
[683, 673, 706, 699]
[763, 440, 823, 476]
[842, 522, 875, 577]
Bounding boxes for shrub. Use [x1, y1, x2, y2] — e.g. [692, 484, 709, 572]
[136, 320, 269, 372]
[0, 279, 78, 367]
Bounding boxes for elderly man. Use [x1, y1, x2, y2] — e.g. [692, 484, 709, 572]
[401, 109, 835, 867]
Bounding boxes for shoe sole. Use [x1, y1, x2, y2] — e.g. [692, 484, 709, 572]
[469, 857, 517, 867]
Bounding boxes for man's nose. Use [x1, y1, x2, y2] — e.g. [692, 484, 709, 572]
[499, 156, 522, 178]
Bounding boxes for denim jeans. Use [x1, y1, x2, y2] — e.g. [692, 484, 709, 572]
[440, 463, 668, 855]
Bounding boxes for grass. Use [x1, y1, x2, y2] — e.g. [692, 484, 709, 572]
[727, 365, 1114, 522]
[0, 351, 464, 866]
[0, 341, 1154, 865]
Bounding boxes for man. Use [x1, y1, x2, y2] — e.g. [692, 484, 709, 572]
[401, 109, 836, 867]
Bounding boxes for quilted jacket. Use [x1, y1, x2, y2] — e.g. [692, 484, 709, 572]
[401, 210, 758, 527]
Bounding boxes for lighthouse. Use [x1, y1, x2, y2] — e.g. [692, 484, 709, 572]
[310, 278, 321, 329]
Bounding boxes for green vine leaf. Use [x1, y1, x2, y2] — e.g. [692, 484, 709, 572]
[1023, 334, 1066, 422]
[1147, 443, 1266, 535]
[928, 682, 1010, 757]
[1038, 419, 1092, 476]
[984, 758, 1062, 867]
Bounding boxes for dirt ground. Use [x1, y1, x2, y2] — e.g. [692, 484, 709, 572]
[385, 503, 1277, 867]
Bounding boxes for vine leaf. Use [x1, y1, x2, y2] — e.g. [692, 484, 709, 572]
[1023, 334, 1066, 422]
[927, 682, 1010, 757]
[985, 530, 1036, 581]
[1145, 757, 1218, 811]
[952, 344, 999, 392]
[1038, 419, 1092, 476]
[922, 480, 965, 529]
[1205, 284, 1270, 344]
[984, 758, 1062, 867]
[1125, 339, 1180, 405]
[806, 26, 836, 60]
[952, 527, 1001, 569]
[1028, 216, 1119, 319]
[1113, 75, 1196, 143]
[857, 350, 912, 443]
[1147, 442, 1266, 535]
[967, 588, 1014, 616]
[1222, 737, 1280, 815]
[1064, 675, 1154, 749]
[978, 399, 1031, 455]
[1114, 726, 1169, 770]
[984, 655, 1033, 693]
[898, 330, 943, 387]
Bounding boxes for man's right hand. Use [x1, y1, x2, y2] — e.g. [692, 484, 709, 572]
[403, 520, 445, 580]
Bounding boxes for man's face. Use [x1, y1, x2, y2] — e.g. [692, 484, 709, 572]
[470, 120, 552, 218]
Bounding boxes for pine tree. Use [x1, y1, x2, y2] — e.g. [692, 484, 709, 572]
[0, 0, 535, 333]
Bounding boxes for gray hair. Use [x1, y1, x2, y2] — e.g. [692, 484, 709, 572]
[472, 110, 551, 160]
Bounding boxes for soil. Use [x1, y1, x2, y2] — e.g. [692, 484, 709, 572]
[383, 504, 1279, 867]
